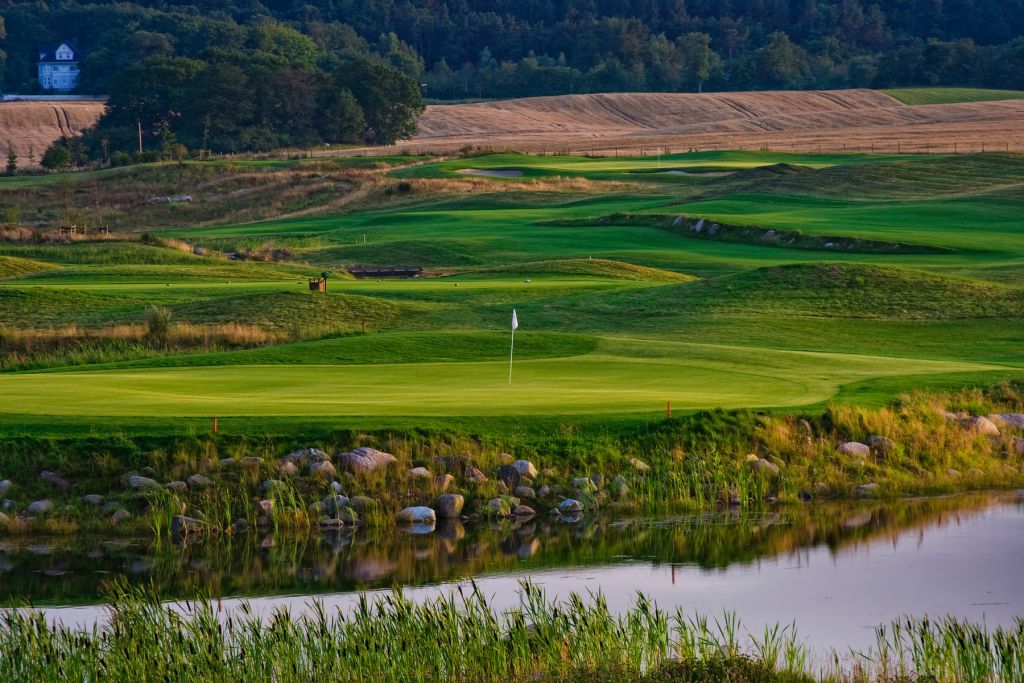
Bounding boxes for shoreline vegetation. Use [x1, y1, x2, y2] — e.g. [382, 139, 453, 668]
[2, 580, 1022, 681]
[1, 383, 1022, 540]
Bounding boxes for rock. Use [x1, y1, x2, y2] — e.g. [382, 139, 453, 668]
[496, 465, 521, 488]
[749, 458, 779, 476]
[558, 499, 584, 514]
[219, 458, 236, 468]
[514, 485, 536, 499]
[338, 447, 398, 474]
[319, 517, 345, 529]
[838, 442, 871, 458]
[26, 500, 53, 515]
[946, 468, 961, 477]
[589, 474, 604, 488]
[408, 467, 432, 479]
[231, 519, 250, 534]
[171, 515, 203, 535]
[464, 466, 488, 483]
[239, 456, 262, 468]
[434, 455, 472, 473]
[1014, 438, 1024, 456]
[110, 509, 131, 525]
[397, 506, 436, 524]
[127, 476, 160, 490]
[1000, 413, 1024, 429]
[259, 479, 285, 494]
[571, 477, 597, 492]
[813, 482, 830, 494]
[101, 501, 123, 515]
[965, 416, 1000, 436]
[82, 494, 105, 506]
[330, 481, 344, 494]
[320, 495, 351, 516]
[0, 480, 11, 498]
[339, 497, 371, 515]
[436, 493, 465, 518]
[308, 460, 337, 479]
[866, 435, 896, 457]
[609, 476, 630, 500]
[282, 448, 329, 465]
[485, 498, 511, 517]
[513, 460, 538, 479]
[187, 474, 214, 488]
[536, 485, 552, 498]
[967, 467, 984, 477]
[797, 419, 814, 435]
[40, 470, 71, 492]
[855, 483, 879, 497]
[435, 474, 455, 491]
[279, 461, 298, 477]
[499, 452, 514, 465]
[166, 481, 188, 493]
[257, 499, 274, 515]
[628, 458, 651, 472]
[798, 491, 812, 502]
[513, 504, 536, 518]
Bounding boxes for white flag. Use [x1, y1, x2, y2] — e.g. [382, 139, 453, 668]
[512, 309, 519, 330]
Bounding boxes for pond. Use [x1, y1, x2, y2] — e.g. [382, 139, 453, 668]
[3, 491, 1022, 653]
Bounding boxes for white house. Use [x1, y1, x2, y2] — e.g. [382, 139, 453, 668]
[38, 40, 81, 92]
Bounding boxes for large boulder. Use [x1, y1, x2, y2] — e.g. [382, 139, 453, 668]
[397, 506, 436, 524]
[436, 493, 465, 519]
[1014, 438, 1024, 456]
[513, 460, 538, 480]
[485, 498, 512, 517]
[513, 504, 536, 518]
[965, 416, 1000, 436]
[496, 465, 521, 489]
[838, 442, 871, 458]
[558, 499, 584, 514]
[320, 495, 351, 516]
[749, 458, 779, 476]
[866, 435, 896, 458]
[187, 474, 214, 488]
[1000, 414, 1024, 429]
[171, 515, 204, 535]
[26, 500, 53, 515]
[514, 485, 536, 499]
[338, 447, 398, 474]
[40, 470, 70, 492]
[282, 448, 329, 466]
[127, 475, 161, 490]
[308, 460, 337, 479]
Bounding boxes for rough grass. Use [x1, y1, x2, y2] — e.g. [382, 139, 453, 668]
[0, 255, 58, 279]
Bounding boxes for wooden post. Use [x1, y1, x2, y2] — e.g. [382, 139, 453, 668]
[213, 417, 218, 433]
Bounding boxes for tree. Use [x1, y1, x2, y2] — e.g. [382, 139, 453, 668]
[41, 142, 72, 171]
[335, 57, 424, 145]
[678, 33, 716, 92]
[319, 88, 367, 143]
[5, 142, 16, 176]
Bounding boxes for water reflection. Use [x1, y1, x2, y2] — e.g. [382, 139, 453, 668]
[0, 492, 1017, 607]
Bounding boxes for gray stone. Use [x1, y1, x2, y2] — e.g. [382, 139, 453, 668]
[435, 473, 455, 491]
[513, 460, 538, 479]
[485, 498, 511, 517]
[40, 471, 70, 492]
[571, 477, 597, 492]
[127, 476, 160, 490]
[349, 496, 378, 513]
[1000, 414, 1024, 429]
[408, 467, 432, 479]
[855, 483, 880, 497]
[464, 466, 488, 483]
[166, 481, 188, 493]
[257, 499, 274, 515]
[496, 465, 521, 488]
[436, 493, 465, 518]
[331, 481, 344, 494]
[320, 495, 351, 516]
[513, 504, 536, 518]
[308, 460, 337, 479]
[187, 474, 214, 488]
[965, 416, 1000, 436]
[82, 494, 105, 506]
[0, 480, 12, 498]
[749, 458, 779, 476]
[513, 485, 536, 499]
[338, 447, 398, 474]
[110, 509, 131, 525]
[171, 515, 203, 535]
[397, 506, 436, 524]
[866, 435, 896, 457]
[279, 461, 298, 477]
[282, 448, 329, 465]
[628, 458, 651, 472]
[536, 485, 552, 498]
[838, 442, 871, 458]
[240, 456, 262, 468]
[27, 500, 53, 515]
[558, 499, 584, 514]
[101, 501, 123, 514]
[219, 458, 236, 468]
[260, 479, 285, 494]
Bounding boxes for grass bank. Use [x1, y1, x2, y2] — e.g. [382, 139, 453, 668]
[2, 580, 1022, 681]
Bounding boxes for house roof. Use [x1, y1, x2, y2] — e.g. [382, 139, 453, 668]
[38, 39, 80, 63]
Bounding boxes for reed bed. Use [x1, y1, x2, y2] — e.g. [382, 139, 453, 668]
[1, 580, 1022, 682]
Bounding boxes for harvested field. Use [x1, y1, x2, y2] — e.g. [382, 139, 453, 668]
[0, 101, 106, 163]
[399, 90, 1024, 156]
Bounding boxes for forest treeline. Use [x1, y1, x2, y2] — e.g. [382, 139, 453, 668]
[2, 0, 1024, 161]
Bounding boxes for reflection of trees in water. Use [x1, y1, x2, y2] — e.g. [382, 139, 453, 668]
[0, 492, 1010, 605]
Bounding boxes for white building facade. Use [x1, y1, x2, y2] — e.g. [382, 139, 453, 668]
[38, 41, 80, 92]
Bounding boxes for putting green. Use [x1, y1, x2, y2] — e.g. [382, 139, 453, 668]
[0, 338, 1001, 418]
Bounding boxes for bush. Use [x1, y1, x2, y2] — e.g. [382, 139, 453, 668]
[110, 151, 133, 167]
[143, 306, 173, 346]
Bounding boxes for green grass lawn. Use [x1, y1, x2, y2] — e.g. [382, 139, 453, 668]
[2, 150, 1023, 432]
[882, 87, 1024, 105]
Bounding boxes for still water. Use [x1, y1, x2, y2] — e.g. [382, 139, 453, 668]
[3, 492, 1022, 652]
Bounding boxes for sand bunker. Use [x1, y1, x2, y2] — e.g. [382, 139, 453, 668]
[456, 168, 524, 177]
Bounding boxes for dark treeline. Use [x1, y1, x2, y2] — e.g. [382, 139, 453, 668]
[3, 0, 1024, 162]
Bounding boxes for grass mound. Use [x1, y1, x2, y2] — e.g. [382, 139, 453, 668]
[0, 241, 203, 266]
[882, 87, 1024, 105]
[0, 255, 58, 280]
[462, 258, 694, 282]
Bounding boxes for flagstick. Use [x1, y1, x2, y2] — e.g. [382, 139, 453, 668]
[508, 326, 515, 384]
